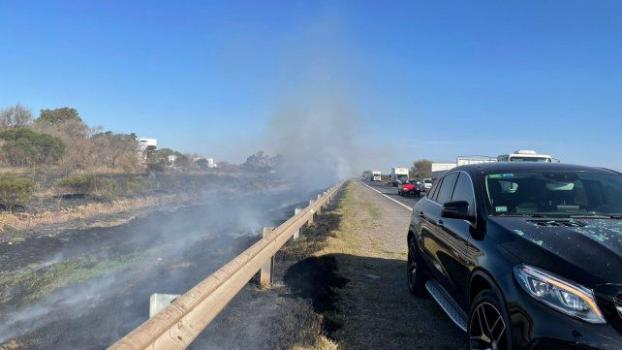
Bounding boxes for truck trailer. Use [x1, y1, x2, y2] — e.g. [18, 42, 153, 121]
[390, 167, 410, 186]
[497, 150, 555, 162]
[371, 170, 382, 182]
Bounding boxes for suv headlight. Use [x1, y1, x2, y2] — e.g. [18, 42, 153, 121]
[514, 265, 605, 324]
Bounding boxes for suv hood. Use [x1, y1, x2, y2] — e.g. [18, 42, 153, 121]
[490, 217, 622, 286]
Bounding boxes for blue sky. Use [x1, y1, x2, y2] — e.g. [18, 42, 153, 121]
[1, 1, 621, 171]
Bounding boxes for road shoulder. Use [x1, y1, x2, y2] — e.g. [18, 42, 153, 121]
[301, 180, 464, 349]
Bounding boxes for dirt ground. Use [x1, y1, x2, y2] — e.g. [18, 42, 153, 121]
[318, 181, 465, 349]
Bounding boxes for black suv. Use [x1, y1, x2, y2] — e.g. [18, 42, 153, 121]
[407, 163, 622, 349]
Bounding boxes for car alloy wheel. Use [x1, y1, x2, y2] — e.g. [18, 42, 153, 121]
[407, 237, 426, 296]
[469, 301, 508, 350]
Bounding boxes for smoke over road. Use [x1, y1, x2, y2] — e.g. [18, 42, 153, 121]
[260, 11, 371, 191]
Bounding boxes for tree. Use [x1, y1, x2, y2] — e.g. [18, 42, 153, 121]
[243, 151, 282, 171]
[34, 107, 93, 171]
[35, 107, 89, 140]
[0, 105, 33, 129]
[91, 131, 140, 171]
[412, 159, 432, 179]
[195, 158, 208, 170]
[38, 107, 83, 126]
[173, 154, 193, 169]
[0, 127, 65, 167]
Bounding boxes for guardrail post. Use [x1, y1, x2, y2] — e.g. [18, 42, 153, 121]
[260, 227, 274, 288]
[308, 199, 315, 223]
[316, 194, 323, 214]
[293, 208, 302, 240]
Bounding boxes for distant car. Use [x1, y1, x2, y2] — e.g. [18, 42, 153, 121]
[398, 180, 421, 197]
[422, 178, 433, 191]
[407, 163, 622, 349]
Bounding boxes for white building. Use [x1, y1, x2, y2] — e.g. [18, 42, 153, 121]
[431, 162, 458, 179]
[138, 138, 158, 152]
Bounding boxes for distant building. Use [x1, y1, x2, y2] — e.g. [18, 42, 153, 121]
[167, 155, 178, 164]
[206, 158, 217, 168]
[138, 138, 158, 152]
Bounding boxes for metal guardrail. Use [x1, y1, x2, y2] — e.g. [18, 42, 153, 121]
[109, 182, 344, 350]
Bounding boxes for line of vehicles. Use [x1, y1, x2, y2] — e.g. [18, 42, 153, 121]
[433, 150, 557, 179]
[364, 150, 557, 198]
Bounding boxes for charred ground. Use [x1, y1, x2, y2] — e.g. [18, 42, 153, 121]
[0, 175, 319, 349]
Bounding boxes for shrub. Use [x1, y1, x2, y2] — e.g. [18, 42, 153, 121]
[57, 174, 98, 194]
[57, 174, 143, 197]
[0, 175, 34, 211]
[0, 127, 65, 167]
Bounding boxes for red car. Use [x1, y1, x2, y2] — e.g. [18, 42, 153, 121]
[397, 180, 421, 197]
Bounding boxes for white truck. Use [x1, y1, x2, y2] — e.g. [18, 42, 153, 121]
[457, 155, 497, 166]
[431, 150, 556, 179]
[391, 167, 410, 185]
[371, 170, 382, 182]
[497, 150, 555, 162]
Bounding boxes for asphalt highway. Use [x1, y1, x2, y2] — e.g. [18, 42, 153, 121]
[364, 180, 425, 209]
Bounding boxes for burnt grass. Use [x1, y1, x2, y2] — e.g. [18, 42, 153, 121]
[277, 200, 349, 339]
[279, 189, 348, 337]
[283, 255, 349, 334]
[0, 187, 318, 350]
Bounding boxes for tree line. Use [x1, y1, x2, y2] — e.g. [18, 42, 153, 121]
[0, 104, 205, 211]
[0, 105, 140, 173]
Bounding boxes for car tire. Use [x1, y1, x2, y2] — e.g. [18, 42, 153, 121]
[407, 235, 427, 297]
[468, 290, 512, 350]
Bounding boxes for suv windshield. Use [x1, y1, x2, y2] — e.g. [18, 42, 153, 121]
[485, 170, 622, 217]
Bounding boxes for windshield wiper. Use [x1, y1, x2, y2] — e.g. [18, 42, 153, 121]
[570, 214, 622, 220]
[497, 213, 547, 218]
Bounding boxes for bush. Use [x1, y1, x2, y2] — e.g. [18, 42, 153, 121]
[0, 127, 65, 167]
[0, 176, 34, 211]
[57, 174, 143, 197]
[57, 174, 98, 194]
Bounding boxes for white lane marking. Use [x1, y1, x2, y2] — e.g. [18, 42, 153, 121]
[359, 181, 413, 212]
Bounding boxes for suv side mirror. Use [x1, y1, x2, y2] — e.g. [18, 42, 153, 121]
[442, 201, 474, 222]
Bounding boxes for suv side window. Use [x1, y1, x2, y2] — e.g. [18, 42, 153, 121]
[451, 172, 476, 214]
[436, 173, 459, 204]
[428, 179, 441, 200]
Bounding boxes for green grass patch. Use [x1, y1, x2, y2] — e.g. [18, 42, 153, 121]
[0, 254, 145, 304]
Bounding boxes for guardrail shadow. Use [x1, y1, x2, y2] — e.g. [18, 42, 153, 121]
[283, 253, 465, 350]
